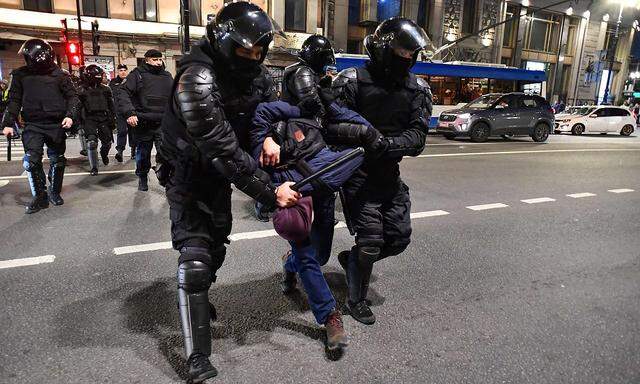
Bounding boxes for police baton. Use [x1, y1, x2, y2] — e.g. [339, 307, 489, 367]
[291, 147, 364, 192]
[6, 133, 11, 162]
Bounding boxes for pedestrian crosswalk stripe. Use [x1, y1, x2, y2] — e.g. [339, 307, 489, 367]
[466, 203, 509, 211]
[0, 255, 55, 270]
[607, 188, 634, 193]
[521, 197, 556, 204]
[566, 192, 596, 198]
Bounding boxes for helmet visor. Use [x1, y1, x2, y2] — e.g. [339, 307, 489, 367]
[385, 23, 434, 56]
[220, 11, 286, 49]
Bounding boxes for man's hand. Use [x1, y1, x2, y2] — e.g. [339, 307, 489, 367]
[61, 117, 73, 129]
[260, 136, 281, 167]
[275, 181, 300, 208]
[3, 127, 15, 138]
[127, 115, 138, 127]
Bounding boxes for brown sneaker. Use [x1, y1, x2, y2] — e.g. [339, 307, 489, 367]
[325, 309, 348, 351]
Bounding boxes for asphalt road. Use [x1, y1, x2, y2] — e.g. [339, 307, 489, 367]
[1, 133, 639, 384]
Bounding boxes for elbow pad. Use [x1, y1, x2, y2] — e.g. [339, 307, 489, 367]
[324, 123, 368, 145]
[211, 157, 277, 208]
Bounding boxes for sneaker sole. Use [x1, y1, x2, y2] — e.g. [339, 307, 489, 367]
[326, 338, 349, 351]
[192, 369, 218, 383]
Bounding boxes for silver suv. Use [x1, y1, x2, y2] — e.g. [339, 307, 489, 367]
[436, 93, 555, 142]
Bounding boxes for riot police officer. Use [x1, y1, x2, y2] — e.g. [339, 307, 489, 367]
[159, 2, 300, 382]
[109, 64, 135, 162]
[78, 64, 116, 175]
[1, 39, 79, 213]
[332, 18, 432, 324]
[117, 49, 173, 191]
[281, 34, 336, 117]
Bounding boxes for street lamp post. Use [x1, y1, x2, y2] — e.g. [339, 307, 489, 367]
[601, 4, 624, 104]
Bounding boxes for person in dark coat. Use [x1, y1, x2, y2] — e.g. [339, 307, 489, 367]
[116, 49, 173, 191]
[108, 64, 135, 162]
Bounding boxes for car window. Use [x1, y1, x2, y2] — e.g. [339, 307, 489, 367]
[495, 95, 517, 109]
[519, 96, 539, 108]
[534, 96, 549, 108]
[610, 108, 630, 116]
[593, 108, 609, 117]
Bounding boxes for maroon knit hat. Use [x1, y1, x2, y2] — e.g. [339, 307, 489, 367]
[272, 196, 313, 243]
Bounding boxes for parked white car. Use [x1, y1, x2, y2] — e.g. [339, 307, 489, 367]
[555, 106, 635, 136]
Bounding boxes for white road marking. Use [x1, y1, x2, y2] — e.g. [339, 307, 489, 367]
[521, 197, 556, 204]
[0, 255, 55, 270]
[410, 210, 450, 218]
[0, 180, 9, 188]
[113, 241, 172, 255]
[0, 169, 135, 180]
[608, 188, 634, 193]
[228, 229, 278, 241]
[466, 203, 509, 211]
[113, 211, 450, 255]
[567, 192, 597, 198]
[414, 148, 640, 158]
[427, 141, 534, 146]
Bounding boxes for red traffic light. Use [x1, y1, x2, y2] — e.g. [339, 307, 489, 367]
[67, 42, 78, 54]
[69, 54, 81, 65]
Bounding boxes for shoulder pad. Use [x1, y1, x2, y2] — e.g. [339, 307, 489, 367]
[176, 65, 220, 124]
[416, 77, 429, 89]
[333, 67, 357, 87]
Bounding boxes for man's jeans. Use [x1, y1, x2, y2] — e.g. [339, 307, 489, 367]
[284, 194, 337, 324]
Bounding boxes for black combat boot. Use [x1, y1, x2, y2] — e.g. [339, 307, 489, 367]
[187, 353, 218, 383]
[101, 150, 110, 165]
[25, 164, 49, 214]
[114, 150, 123, 163]
[138, 174, 148, 191]
[48, 157, 66, 206]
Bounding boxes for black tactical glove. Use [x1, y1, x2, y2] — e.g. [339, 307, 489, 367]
[361, 126, 387, 155]
[152, 161, 173, 187]
[297, 95, 325, 117]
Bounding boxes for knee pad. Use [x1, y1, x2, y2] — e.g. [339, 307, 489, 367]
[88, 140, 98, 150]
[177, 261, 212, 293]
[357, 246, 380, 269]
[22, 153, 41, 172]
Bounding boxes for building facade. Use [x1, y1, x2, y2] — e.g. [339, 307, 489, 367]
[334, 0, 637, 106]
[0, 0, 323, 81]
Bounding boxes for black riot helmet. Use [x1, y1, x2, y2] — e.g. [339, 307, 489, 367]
[298, 35, 336, 74]
[364, 18, 432, 76]
[81, 64, 104, 86]
[206, 1, 285, 75]
[20, 39, 55, 71]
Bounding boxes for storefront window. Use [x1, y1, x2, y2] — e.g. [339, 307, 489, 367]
[427, 76, 493, 106]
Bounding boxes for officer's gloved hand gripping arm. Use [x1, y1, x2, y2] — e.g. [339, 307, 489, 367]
[176, 65, 297, 209]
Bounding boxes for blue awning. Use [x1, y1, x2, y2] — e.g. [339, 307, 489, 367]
[335, 57, 546, 83]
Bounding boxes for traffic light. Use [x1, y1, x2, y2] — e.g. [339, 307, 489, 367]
[66, 42, 82, 66]
[91, 21, 100, 56]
